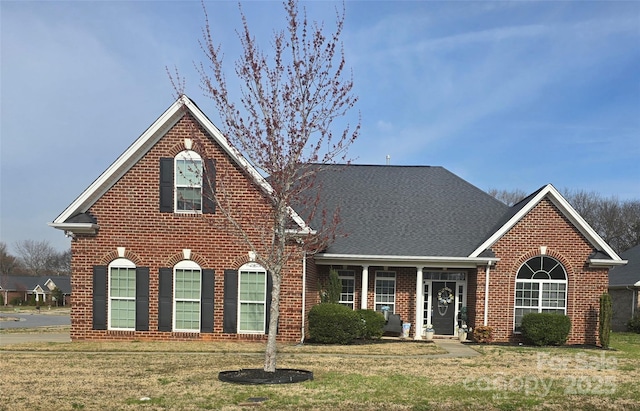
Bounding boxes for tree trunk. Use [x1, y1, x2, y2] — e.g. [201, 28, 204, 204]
[264, 272, 281, 372]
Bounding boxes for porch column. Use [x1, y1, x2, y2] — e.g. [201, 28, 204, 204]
[360, 265, 369, 310]
[414, 267, 424, 340]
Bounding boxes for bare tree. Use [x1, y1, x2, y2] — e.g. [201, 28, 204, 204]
[185, 0, 359, 372]
[14, 240, 59, 276]
[563, 189, 640, 254]
[486, 188, 528, 206]
[487, 188, 640, 254]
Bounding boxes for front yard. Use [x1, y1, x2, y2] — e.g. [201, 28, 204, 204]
[0, 333, 638, 410]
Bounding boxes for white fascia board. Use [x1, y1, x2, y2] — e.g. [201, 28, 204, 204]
[314, 253, 499, 268]
[52, 98, 186, 224]
[469, 184, 624, 262]
[589, 259, 628, 268]
[48, 222, 99, 234]
[635, 280, 640, 287]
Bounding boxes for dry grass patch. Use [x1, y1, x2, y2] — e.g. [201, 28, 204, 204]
[1, 335, 639, 410]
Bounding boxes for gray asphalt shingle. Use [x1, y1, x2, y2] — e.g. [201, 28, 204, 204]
[300, 164, 509, 257]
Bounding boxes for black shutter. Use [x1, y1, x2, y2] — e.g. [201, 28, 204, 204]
[202, 158, 216, 214]
[223, 270, 238, 333]
[135, 267, 149, 331]
[92, 266, 107, 330]
[200, 269, 215, 333]
[159, 158, 174, 213]
[158, 268, 173, 332]
[265, 272, 273, 334]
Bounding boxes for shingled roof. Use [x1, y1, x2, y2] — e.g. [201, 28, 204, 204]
[609, 244, 640, 287]
[303, 164, 509, 257]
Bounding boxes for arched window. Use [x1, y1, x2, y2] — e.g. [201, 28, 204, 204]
[175, 150, 202, 212]
[238, 262, 267, 333]
[108, 258, 136, 330]
[174, 260, 202, 332]
[514, 256, 567, 331]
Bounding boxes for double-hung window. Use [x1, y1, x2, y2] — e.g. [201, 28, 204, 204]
[514, 256, 567, 331]
[174, 260, 202, 332]
[175, 150, 203, 212]
[108, 258, 136, 330]
[375, 271, 396, 313]
[338, 270, 355, 309]
[238, 263, 267, 333]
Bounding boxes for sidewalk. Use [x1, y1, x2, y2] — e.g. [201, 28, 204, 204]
[431, 338, 480, 358]
[1, 331, 480, 359]
[0, 332, 71, 346]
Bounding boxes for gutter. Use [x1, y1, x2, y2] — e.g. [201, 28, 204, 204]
[300, 252, 307, 345]
[314, 253, 499, 268]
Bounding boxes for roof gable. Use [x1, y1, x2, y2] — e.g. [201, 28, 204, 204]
[50, 95, 310, 233]
[470, 184, 625, 266]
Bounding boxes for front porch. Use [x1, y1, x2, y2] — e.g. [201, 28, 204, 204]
[314, 261, 495, 340]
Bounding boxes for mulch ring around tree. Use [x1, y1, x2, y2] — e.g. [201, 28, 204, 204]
[218, 368, 313, 384]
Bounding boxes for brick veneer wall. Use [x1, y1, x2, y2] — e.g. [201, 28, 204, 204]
[472, 198, 608, 345]
[314, 198, 609, 345]
[69, 113, 305, 342]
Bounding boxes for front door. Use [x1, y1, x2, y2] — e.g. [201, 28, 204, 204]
[431, 281, 456, 335]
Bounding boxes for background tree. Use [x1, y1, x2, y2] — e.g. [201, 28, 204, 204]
[12, 240, 70, 276]
[0, 242, 21, 277]
[487, 188, 640, 254]
[486, 188, 528, 206]
[186, 0, 359, 372]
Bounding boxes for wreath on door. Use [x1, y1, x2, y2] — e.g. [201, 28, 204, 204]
[437, 287, 454, 305]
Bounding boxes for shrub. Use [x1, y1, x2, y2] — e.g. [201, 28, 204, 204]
[356, 309, 385, 340]
[308, 303, 360, 344]
[320, 269, 342, 304]
[472, 326, 494, 343]
[599, 292, 612, 349]
[628, 314, 640, 333]
[521, 313, 571, 346]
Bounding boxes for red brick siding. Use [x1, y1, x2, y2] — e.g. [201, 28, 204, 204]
[70, 113, 305, 342]
[472, 198, 607, 345]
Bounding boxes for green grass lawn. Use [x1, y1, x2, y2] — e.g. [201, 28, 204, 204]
[1, 333, 639, 410]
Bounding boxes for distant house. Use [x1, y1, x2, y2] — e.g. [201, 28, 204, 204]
[0, 275, 71, 306]
[609, 244, 640, 331]
[50, 95, 626, 345]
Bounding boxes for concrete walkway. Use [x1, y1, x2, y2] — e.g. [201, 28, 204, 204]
[0, 332, 71, 346]
[1, 332, 480, 359]
[431, 338, 480, 358]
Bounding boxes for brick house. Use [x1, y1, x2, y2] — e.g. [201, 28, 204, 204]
[609, 244, 640, 331]
[50, 95, 626, 344]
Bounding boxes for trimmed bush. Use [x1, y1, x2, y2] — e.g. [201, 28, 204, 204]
[356, 309, 385, 340]
[599, 292, 612, 349]
[308, 303, 360, 344]
[521, 313, 571, 346]
[628, 314, 640, 333]
[472, 326, 494, 343]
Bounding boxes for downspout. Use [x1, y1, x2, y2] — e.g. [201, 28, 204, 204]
[300, 252, 307, 345]
[483, 262, 492, 327]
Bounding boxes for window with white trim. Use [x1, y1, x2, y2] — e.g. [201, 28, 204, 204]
[338, 270, 355, 309]
[375, 271, 396, 313]
[174, 260, 201, 332]
[239, 263, 267, 333]
[108, 258, 136, 330]
[175, 150, 203, 212]
[514, 256, 567, 332]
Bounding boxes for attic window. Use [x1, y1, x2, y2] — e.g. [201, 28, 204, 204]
[175, 150, 203, 212]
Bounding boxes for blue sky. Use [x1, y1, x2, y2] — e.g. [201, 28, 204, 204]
[1, 1, 639, 253]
